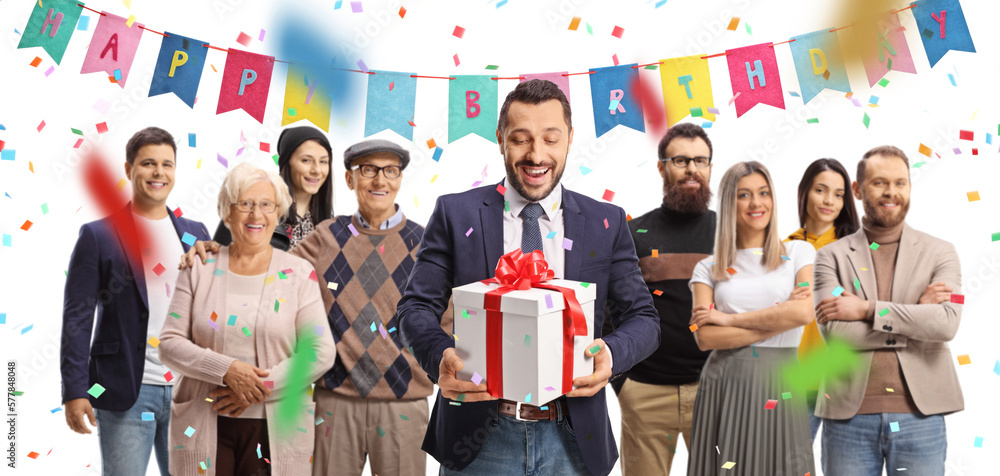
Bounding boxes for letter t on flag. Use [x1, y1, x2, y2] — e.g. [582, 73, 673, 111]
[17, 0, 85, 64]
[80, 12, 144, 88]
[659, 55, 715, 126]
[726, 43, 785, 117]
[448, 75, 497, 143]
[216, 49, 275, 124]
[149, 33, 209, 108]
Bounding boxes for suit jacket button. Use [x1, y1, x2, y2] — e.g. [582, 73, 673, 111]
[887, 326, 893, 332]
[885, 339, 892, 345]
[882, 325, 889, 330]
[890, 340, 897, 345]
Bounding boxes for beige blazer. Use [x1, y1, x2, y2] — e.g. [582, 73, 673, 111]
[158, 247, 335, 476]
[813, 224, 963, 419]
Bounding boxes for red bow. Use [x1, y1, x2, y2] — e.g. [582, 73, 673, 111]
[491, 249, 555, 290]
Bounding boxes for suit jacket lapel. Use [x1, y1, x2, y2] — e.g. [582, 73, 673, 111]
[562, 188, 584, 281]
[480, 184, 505, 278]
[845, 230, 876, 300]
[891, 224, 920, 303]
[113, 204, 149, 309]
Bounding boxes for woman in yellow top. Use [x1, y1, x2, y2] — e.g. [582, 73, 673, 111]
[785, 158, 859, 441]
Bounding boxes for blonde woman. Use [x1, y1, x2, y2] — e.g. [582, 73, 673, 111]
[159, 163, 336, 475]
[686, 161, 816, 475]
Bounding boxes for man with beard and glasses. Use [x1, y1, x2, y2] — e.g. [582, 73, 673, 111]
[395, 79, 660, 476]
[604, 123, 716, 475]
[812, 146, 963, 476]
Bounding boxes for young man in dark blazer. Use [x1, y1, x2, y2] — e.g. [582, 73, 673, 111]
[60, 127, 210, 475]
[396, 80, 661, 476]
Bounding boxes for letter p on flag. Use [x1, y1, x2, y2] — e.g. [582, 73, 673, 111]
[169, 50, 188, 78]
[239, 69, 257, 96]
[466, 90, 480, 118]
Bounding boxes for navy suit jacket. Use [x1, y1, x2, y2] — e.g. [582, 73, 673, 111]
[396, 183, 660, 475]
[61, 204, 209, 411]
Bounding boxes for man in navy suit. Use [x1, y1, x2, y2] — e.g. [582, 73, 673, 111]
[61, 127, 210, 476]
[396, 80, 661, 475]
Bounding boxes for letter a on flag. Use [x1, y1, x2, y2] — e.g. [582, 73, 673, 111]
[80, 12, 144, 88]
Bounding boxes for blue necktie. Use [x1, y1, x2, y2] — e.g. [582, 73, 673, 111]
[520, 202, 544, 253]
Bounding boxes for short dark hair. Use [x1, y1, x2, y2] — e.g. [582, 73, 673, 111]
[657, 123, 713, 161]
[857, 145, 909, 184]
[497, 79, 571, 136]
[126, 127, 176, 165]
[797, 158, 860, 239]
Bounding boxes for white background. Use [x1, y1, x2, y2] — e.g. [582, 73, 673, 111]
[1, 0, 999, 474]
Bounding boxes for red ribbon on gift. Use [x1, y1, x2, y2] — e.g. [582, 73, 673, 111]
[480, 250, 588, 398]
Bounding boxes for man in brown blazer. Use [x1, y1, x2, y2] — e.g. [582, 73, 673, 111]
[813, 145, 963, 476]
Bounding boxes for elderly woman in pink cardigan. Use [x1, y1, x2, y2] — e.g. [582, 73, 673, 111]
[159, 163, 335, 476]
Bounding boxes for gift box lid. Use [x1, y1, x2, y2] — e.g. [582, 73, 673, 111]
[452, 278, 596, 317]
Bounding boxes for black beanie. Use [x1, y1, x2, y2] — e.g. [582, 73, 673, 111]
[276, 126, 333, 170]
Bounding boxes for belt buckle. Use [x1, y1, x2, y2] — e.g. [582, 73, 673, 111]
[514, 401, 535, 422]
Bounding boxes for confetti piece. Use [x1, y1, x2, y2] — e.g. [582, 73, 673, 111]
[453, 26, 466, 38]
[611, 25, 624, 38]
[96, 122, 109, 134]
[432, 147, 443, 162]
[602, 189, 615, 202]
[258, 29, 266, 41]
[88, 384, 106, 398]
[544, 294, 554, 309]
[745, 22, 752, 35]
[764, 399, 777, 410]
[870, 242, 880, 250]
[878, 308, 889, 317]
[603, 218, 609, 229]
[727, 17, 740, 30]
[471, 372, 483, 386]
[862, 112, 871, 129]
[562, 238, 573, 250]
[327, 282, 339, 291]
[722, 461, 736, 469]
[142, 412, 154, 421]
[886, 388, 894, 392]
[544, 231, 557, 239]
[77, 15, 90, 30]
[889, 421, 899, 432]
[496, 183, 506, 195]
[113, 68, 122, 81]
[348, 224, 359, 237]
[496, 0, 508, 7]
[44, 65, 55, 77]
[589, 344, 601, 355]
[568, 17, 581, 31]
[152, 263, 166, 276]
[689, 324, 698, 332]
[807, 118, 819, 124]
[466, 227, 474, 237]
[236, 32, 252, 46]
[148, 336, 160, 348]
[185, 426, 196, 437]
[959, 130, 974, 141]
[0, 312, 5, 323]
[20, 324, 33, 335]
[351, 1, 363, 12]
[854, 277, 861, 291]
[798, 282, 809, 287]
[453, 54, 460, 66]
[878, 78, 889, 87]
[726, 267, 737, 276]
[164, 371, 174, 382]
[525, 392, 532, 403]
[227, 315, 237, 326]
[27, 451, 39, 459]
[125, 15, 136, 27]
[612, 53, 619, 66]
[974, 436, 984, 448]
[653, 290, 663, 296]
[957, 354, 971, 365]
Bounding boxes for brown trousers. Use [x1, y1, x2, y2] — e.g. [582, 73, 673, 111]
[216, 416, 271, 476]
[617, 378, 698, 475]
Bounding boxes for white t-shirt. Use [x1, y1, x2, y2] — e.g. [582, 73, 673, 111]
[689, 240, 816, 348]
[133, 213, 184, 385]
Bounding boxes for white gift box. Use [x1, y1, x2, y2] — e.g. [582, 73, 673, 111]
[452, 278, 595, 405]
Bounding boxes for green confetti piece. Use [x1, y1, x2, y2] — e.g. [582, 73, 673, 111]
[579, 282, 591, 288]
[287, 108, 297, 116]
[797, 282, 809, 287]
[485, 65, 499, 70]
[745, 22, 752, 35]
[456, 393, 466, 402]
[399, 414, 410, 421]
[88, 384, 106, 398]
[781, 392, 792, 399]
[272, 154, 280, 166]
[636, 229, 648, 233]
[690, 107, 703, 117]
[524, 334, 532, 347]
[879, 308, 890, 317]
[242, 326, 252, 337]
[878, 78, 889, 87]
[921, 28, 934, 38]
[274, 300, 280, 312]
[586, 22, 592, 35]
[11, 391, 23, 396]
[504, 201, 510, 212]
[71, 128, 83, 135]
[870, 242, 880, 250]
[993, 232, 1000, 242]
[589, 344, 602, 355]
[278, 271, 287, 280]
[449, 401, 462, 406]
[173, 445, 184, 450]
[886, 57, 892, 71]
[863, 112, 871, 129]
[377, 426, 385, 438]
[461, 309, 470, 319]
[854, 277, 861, 290]
[200, 462, 207, 470]
[643, 64, 658, 70]
[913, 161, 926, 168]
[170, 312, 181, 319]
[41, 203, 49, 214]
[806, 118, 819, 124]
[296, 427, 308, 433]
[781, 337, 862, 391]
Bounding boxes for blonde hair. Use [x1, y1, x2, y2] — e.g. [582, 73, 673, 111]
[712, 161, 786, 280]
[218, 163, 293, 227]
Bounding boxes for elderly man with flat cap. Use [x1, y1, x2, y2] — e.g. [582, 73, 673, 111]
[291, 139, 453, 476]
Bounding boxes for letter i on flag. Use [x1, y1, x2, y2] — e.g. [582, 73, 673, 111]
[364, 71, 417, 140]
[17, 0, 85, 64]
[449, 75, 498, 143]
[589, 64, 646, 137]
[861, 13, 917, 87]
[726, 43, 785, 118]
[659, 55, 715, 126]
[789, 29, 851, 104]
[282, 65, 334, 132]
[216, 49, 275, 124]
[149, 33, 209, 108]
[80, 12, 144, 88]
[911, 0, 976, 67]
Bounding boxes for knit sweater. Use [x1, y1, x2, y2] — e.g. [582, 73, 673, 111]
[292, 214, 453, 400]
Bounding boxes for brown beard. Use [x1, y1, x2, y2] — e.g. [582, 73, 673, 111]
[663, 173, 712, 214]
[862, 193, 909, 227]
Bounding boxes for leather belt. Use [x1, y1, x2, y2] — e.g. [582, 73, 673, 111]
[497, 398, 569, 422]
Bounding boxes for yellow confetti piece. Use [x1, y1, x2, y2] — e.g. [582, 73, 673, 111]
[551, 200, 559, 212]
[123, 0, 132, 8]
[967, 191, 980, 202]
[277, 298, 287, 303]
[205, 398, 214, 402]
[918, 143, 932, 157]
[430, 174, 438, 183]
[327, 282, 339, 291]
[196, 159, 202, 169]
[860, 267, 869, 271]
[264, 275, 275, 285]
[125, 15, 137, 27]
[453, 334, 459, 341]
[116, 178, 127, 191]
[752, 250, 763, 255]
[148, 336, 160, 348]
[957, 354, 971, 365]
[28, 161, 34, 174]
[886, 388, 894, 392]
[971, 109, 978, 121]
[722, 461, 736, 469]
[414, 196, 419, 208]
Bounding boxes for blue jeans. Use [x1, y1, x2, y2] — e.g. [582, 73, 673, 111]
[440, 403, 590, 475]
[822, 413, 946, 476]
[95, 384, 172, 476]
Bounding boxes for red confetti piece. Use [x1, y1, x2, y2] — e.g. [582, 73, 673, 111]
[260, 142, 270, 152]
[407, 120, 416, 127]
[950, 294, 965, 304]
[309, 270, 318, 282]
[611, 26, 624, 38]
[496, 183, 506, 195]
[612, 53, 619, 66]
[389, 81, 394, 91]
[653, 290, 663, 296]
[173, 207, 183, 218]
[959, 130, 973, 141]
[153, 263, 166, 276]
[626, 214, 632, 221]
[603, 218, 609, 229]
[37, 120, 46, 132]
[21, 220, 33, 231]
[27, 451, 39, 459]
[453, 54, 460, 66]
[73, 138, 84, 149]
[30, 57, 42, 67]
[96, 122, 109, 134]
[210, 311, 218, 322]
[726, 267, 737, 275]
[453, 26, 466, 38]
[398, 6, 406, 18]
[764, 399, 777, 409]
[164, 371, 174, 382]
[602, 189, 615, 202]
[972, 148, 979, 155]
[236, 32, 252, 47]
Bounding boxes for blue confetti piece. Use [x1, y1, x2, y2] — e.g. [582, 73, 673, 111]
[51, 407, 62, 413]
[334, 0, 342, 9]
[142, 412, 154, 421]
[213, 269, 225, 276]
[832, 286, 845, 297]
[655, 0, 667, 7]
[869, 95, 879, 105]
[3, 234, 11, 247]
[432, 147, 443, 162]
[181, 232, 197, 247]
[525, 393, 532, 403]
[993, 359, 999, 376]
[609, 99, 621, 110]
[1, 149, 15, 161]
[947, 74, 957, 87]
[889, 421, 900, 432]
[188, 133, 196, 147]
[0, 313, 5, 324]
[113, 68, 122, 81]
[184, 426, 196, 437]
[388, 327, 396, 333]
[702, 121, 713, 128]
[540, 405, 549, 410]
[579, 165, 592, 175]
[20, 324, 32, 335]
[227, 315, 237, 326]
[545, 231, 557, 239]
[987, 133, 993, 145]
[788, 91, 801, 97]
[974, 436, 984, 448]
[496, 0, 508, 7]
[370, 321, 377, 332]
[77, 16, 91, 31]
[0, 124, 5, 130]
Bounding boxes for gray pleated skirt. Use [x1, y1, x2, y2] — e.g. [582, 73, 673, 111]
[686, 345, 815, 476]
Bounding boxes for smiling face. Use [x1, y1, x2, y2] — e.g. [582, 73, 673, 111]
[287, 139, 330, 198]
[658, 136, 713, 214]
[854, 154, 910, 227]
[125, 143, 176, 208]
[498, 99, 573, 202]
[228, 180, 279, 250]
[806, 170, 846, 229]
[735, 172, 773, 238]
[345, 152, 402, 220]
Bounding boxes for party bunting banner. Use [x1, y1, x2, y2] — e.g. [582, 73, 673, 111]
[364, 70, 417, 140]
[659, 55, 715, 126]
[449, 75, 498, 143]
[16, 0, 84, 65]
[726, 43, 785, 118]
[148, 32, 209, 108]
[911, 0, 976, 67]
[589, 64, 645, 137]
[862, 13, 917, 87]
[282, 65, 333, 132]
[216, 49, 275, 124]
[521, 72, 571, 104]
[80, 12, 144, 88]
[789, 29, 851, 104]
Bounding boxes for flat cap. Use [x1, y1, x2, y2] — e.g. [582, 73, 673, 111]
[343, 139, 410, 170]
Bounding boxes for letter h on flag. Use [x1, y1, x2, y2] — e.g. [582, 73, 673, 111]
[217, 49, 275, 124]
[17, 0, 85, 64]
[588, 65, 645, 137]
[149, 33, 209, 108]
[726, 43, 786, 118]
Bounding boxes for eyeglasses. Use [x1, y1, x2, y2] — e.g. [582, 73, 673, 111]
[351, 164, 402, 180]
[662, 155, 712, 169]
[233, 200, 277, 214]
